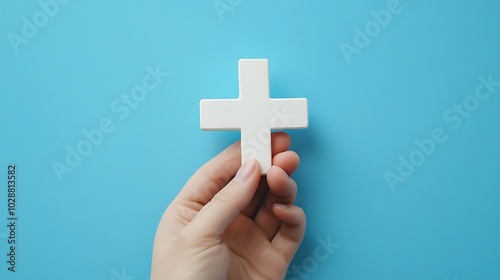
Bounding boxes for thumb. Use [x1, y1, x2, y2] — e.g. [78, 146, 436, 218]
[187, 159, 261, 237]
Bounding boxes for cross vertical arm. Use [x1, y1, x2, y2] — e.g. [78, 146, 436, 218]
[241, 127, 272, 173]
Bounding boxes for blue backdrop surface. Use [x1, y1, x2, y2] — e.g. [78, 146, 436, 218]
[1, 0, 500, 279]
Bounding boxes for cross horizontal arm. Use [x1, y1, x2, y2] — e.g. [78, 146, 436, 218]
[200, 99, 242, 130]
[269, 98, 308, 129]
[199, 59, 308, 175]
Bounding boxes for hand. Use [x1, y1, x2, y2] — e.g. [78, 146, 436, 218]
[151, 132, 306, 280]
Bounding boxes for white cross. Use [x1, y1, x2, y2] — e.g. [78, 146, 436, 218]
[200, 59, 308, 174]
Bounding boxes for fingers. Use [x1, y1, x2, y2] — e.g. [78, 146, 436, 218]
[270, 132, 292, 156]
[240, 150, 300, 218]
[186, 159, 261, 237]
[239, 179, 268, 218]
[176, 132, 291, 207]
[271, 204, 306, 263]
[272, 150, 300, 176]
[254, 165, 297, 240]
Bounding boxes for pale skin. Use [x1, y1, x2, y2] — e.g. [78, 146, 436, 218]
[151, 132, 306, 280]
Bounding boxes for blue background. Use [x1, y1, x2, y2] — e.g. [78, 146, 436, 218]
[1, 0, 499, 279]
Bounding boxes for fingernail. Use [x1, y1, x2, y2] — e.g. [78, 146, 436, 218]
[274, 203, 290, 210]
[234, 159, 255, 183]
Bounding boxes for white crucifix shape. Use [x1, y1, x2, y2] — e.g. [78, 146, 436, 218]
[200, 59, 308, 174]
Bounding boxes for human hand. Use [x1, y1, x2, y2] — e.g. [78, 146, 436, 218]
[151, 132, 306, 280]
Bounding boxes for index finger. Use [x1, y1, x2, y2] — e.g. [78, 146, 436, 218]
[176, 132, 291, 206]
